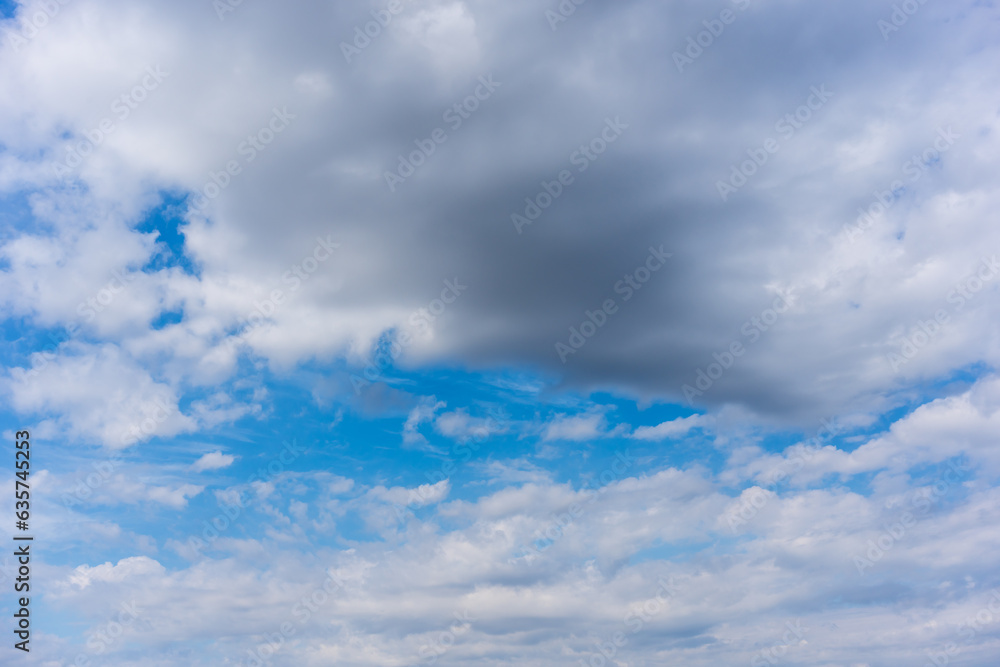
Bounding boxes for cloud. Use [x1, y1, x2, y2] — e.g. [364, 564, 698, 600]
[434, 407, 506, 441]
[67, 556, 166, 590]
[191, 451, 237, 473]
[3, 343, 196, 448]
[403, 398, 446, 447]
[1, 0, 999, 665]
[144, 483, 204, 509]
[366, 479, 451, 509]
[0, 0, 994, 425]
[542, 412, 620, 442]
[631, 414, 712, 441]
[743, 374, 1000, 487]
[40, 402, 1000, 665]
[476, 458, 552, 486]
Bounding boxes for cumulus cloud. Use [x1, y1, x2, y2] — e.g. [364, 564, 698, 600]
[3, 343, 196, 448]
[40, 400, 1000, 665]
[67, 556, 166, 590]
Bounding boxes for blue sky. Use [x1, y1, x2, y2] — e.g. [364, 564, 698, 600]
[1, 0, 1000, 665]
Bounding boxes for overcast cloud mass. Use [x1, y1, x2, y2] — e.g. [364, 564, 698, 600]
[1, 0, 999, 664]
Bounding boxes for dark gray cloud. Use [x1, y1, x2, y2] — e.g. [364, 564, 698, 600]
[3, 0, 998, 426]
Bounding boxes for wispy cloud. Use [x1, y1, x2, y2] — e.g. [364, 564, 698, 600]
[631, 415, 712, 441]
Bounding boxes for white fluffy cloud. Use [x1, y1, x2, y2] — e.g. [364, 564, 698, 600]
[36, 381, 1000, 664]
[542, 412, 620, 442]
[4, 342, 196, 447]
[191, 450, 237, 473]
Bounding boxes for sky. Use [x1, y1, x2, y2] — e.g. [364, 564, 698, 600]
[0, 0, 999, 665]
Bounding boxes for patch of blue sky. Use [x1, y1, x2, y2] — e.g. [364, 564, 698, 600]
[0, 0, 17, 20]
[149, 310, 184, 330]
[0, 191, 35, 250]
[0, 314, 47, 369]
[135, 192, 199, 276]
[18, 347, 991, 592]
[180, 362, 846, 507]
